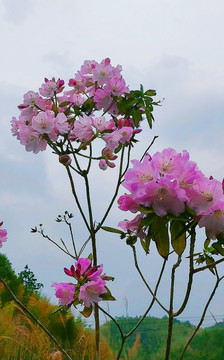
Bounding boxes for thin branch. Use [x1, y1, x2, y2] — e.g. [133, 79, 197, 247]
[66, 166, 91, 233]
[140, 135, 158, 162]
[131, 245, 168, 313]
[165, 254, 182, 360]
[64, 218, 78, 259]
[96, 304, 124, 339]
[96, 145, 127, 231]
[38, 230, 76, 260]
[173, 229, 196, 317]
[0, 278, 73, 360]
[126, 258, 167, 338]
[193, 257, 224, 274]
[179, 275, 224, 360]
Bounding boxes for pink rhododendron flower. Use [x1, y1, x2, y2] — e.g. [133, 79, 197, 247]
[55, 113, 70, 134]
[94, 88, 113, 111]
[187, 178, 224, 215]
[0, 222, 7, 248]
[92, 61, 113, 86]
[143, 178, 187, 217]
[102, 131, 121, 151]
[32, 111, 55, 134]
[117, 126, 133, 144]
[151, 148, 185, 178]
[92, 117, 115, 132]
[70, 115, 93, 143]
[118, 194, 140, 213]
[75, 258, 91, 278]
[80, 60, 97, 75]
[19, 127, 47, 153]
[199, 210, 224, 240]
[79, 279, 107, 308]
[39, 80, 57, 98]
[51, 282, 75, 306]
[123, 153, 155, 194]
[104, 77, 129, 97]
[118, 214, 143, 232]
[23, 91, 40, 106]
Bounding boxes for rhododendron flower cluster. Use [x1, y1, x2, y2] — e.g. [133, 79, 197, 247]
[0, 221, 7, 248]
[11, 58, 157, 170]
[52, 257, 113, 312]
[118, 148, 224, 241]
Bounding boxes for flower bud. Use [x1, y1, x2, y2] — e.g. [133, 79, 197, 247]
[59, 154, 72, 167]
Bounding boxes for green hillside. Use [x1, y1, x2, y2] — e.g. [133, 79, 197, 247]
[101, 316, 224, 359]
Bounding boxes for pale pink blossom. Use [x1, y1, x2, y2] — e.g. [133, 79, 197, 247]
[23, 91, 40, 106]
[102, 131, 121, 151]
[92, 61, 113, 86]
[117, 126, 133, 144]
[52, 282, 75, 306]
[199, 210, 224, 239]
[70, 115, 93, 142]
[79, 279, 106, 308]
[32, 111, 55, 134]
[104, 77, 129, 96]
[39, 80, 57, 98]
[55, 113, 70, 134]
[80, 60, 97, 75]
[94, 88, 113, 111]
[19, 126, 47, 153]
[187, 177, 224, 215]
[92, 117, 115, 132]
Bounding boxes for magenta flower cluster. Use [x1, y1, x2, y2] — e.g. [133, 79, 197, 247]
[0, 221, 7, 248]
[52, 258, 109, 309]
[11, 58, 141, 170]
[118, 148, 224, 240]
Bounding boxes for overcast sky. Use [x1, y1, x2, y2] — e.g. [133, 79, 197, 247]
[1, 0, 224, 327]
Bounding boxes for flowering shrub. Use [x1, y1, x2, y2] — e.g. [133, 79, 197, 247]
[7, 58, 224, 360]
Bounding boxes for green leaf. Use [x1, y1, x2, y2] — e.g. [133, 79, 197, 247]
[140, 84, 144, 95]
[81, 97, 94, 114]
[103, 276, 114, 281]
[205, 256, 215, 275]
[64, 106, 71, 116]
[140, 236, 151, 254]
[151, 216, 169, 259]
[212, 242, 224, 256]
[130, 108, 142, 127]
[59, 101, 71, 107]
[100, 286, 116, 301]
[204, 238, 210, 249]
[101, 226, 124, 235]
[114, 142, 122, 154]
[170, 220, 186, 255]
[144, 89, 156, 97]
[88, 253, 93, 261]
[139, 205, 154, 214]
[80, 305, 92, 318]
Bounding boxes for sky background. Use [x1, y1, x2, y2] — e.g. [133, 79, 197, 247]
[1, 0, 224, 327]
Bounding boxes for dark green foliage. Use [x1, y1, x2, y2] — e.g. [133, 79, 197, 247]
[18, 264, 43, 296]
[0, 254, 22, 305]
